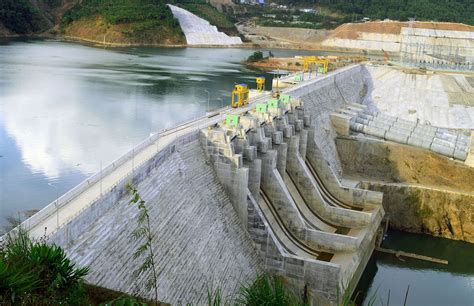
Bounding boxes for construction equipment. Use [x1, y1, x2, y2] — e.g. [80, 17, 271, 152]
[303, 56, 329, 73]
[256, 77, 265, 91]
[231, 84, 249, 108]
[226, 114, 240, 126]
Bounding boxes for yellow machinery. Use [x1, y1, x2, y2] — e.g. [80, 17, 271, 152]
[303, 56, 329, 73]
[231, 83, 249, 108]
[256, 77, 265, 92]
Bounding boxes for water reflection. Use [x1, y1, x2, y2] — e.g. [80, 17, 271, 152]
[356, 230, 474, 305]
[0, 39, 315, 226]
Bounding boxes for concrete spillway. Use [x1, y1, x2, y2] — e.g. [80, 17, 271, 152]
[168, 5, 242, 46]
[200, 72, 385, 302]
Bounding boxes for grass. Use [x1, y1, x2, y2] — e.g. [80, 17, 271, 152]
[236, 274, 307, 306]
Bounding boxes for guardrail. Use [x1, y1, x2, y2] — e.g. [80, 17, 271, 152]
[15, 72, 322, 239]
[18, 109, 230, 238]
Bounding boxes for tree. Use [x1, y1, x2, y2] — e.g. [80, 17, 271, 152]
[126, 183, 159, 305]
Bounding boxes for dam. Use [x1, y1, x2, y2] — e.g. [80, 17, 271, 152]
[13, 62, 474, 304]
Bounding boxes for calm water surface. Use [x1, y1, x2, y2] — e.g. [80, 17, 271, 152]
[0, 39, 472, 305]
[357, 230, 474, 306]
[0, 39, 315, 227]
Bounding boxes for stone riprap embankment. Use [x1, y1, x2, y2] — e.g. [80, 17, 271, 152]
[50, 136, 263, 304]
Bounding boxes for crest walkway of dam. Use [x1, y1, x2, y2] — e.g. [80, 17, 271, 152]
[14, 64, 473, 304]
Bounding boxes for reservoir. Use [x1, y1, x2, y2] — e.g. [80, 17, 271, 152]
[0, 39, 472, 305]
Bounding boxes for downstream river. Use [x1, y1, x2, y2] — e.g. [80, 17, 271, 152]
[0, 39, 472, 305]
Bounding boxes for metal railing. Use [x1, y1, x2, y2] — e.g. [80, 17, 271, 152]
[16, 72, 322, 239]
[19, 111, 229, 238]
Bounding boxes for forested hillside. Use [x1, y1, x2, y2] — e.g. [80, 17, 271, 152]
[61, 0, 184, 44]
[280, 0, 474, 25]
[0, 0, 186, 44]
[0, 0, 53, 34]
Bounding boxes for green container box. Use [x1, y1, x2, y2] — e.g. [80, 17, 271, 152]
[318, 66, 325, 73]
[256, 103, 268, 113]
[226, 114, 239, 126]
[294, 74, 302, 82]
[280, 94, 291, 104]
[268, 99, 279, 109]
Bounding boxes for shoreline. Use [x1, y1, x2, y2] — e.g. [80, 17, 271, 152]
[1, 33, 381, 55]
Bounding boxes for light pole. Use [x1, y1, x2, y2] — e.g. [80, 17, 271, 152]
[100, 160, 103, 196]
[217, 97, 224, 109]
[48, 182, 59, 228]
[204, 89, 210, 112]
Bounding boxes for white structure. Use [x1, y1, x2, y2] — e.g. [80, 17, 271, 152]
[168, 4, 242, 46]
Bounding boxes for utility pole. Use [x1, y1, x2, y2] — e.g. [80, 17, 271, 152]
[48, 182, 59, 228]
[204, 89, 210, 112]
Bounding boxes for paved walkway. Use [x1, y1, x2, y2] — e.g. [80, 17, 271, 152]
[24, 92, 272, 239]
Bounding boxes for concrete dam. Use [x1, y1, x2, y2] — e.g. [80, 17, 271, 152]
[15, 64, 473, 304]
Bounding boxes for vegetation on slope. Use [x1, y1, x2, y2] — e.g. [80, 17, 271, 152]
[0, 0, 51, 34]
[275, 0, 474, 25]
[0, 229, 89, 304]
[61, 0, 185, 44]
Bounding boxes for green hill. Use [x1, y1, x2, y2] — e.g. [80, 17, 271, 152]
[61, 0, 185, 45]
[277, 0, 474, 25]
[0, 0, 186, 45]
[0, 0, 54, 34]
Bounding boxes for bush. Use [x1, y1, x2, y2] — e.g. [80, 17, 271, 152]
[247, 51, 264, 62]
[236, 274, 307, 306]
[0, 0, 48, 34]
[0, 229, 89, 304]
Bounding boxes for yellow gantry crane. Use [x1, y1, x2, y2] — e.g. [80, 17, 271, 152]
[231, 83, 249, 108]
[303, 56, 329, 73]
[256, 77, 265, 92]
